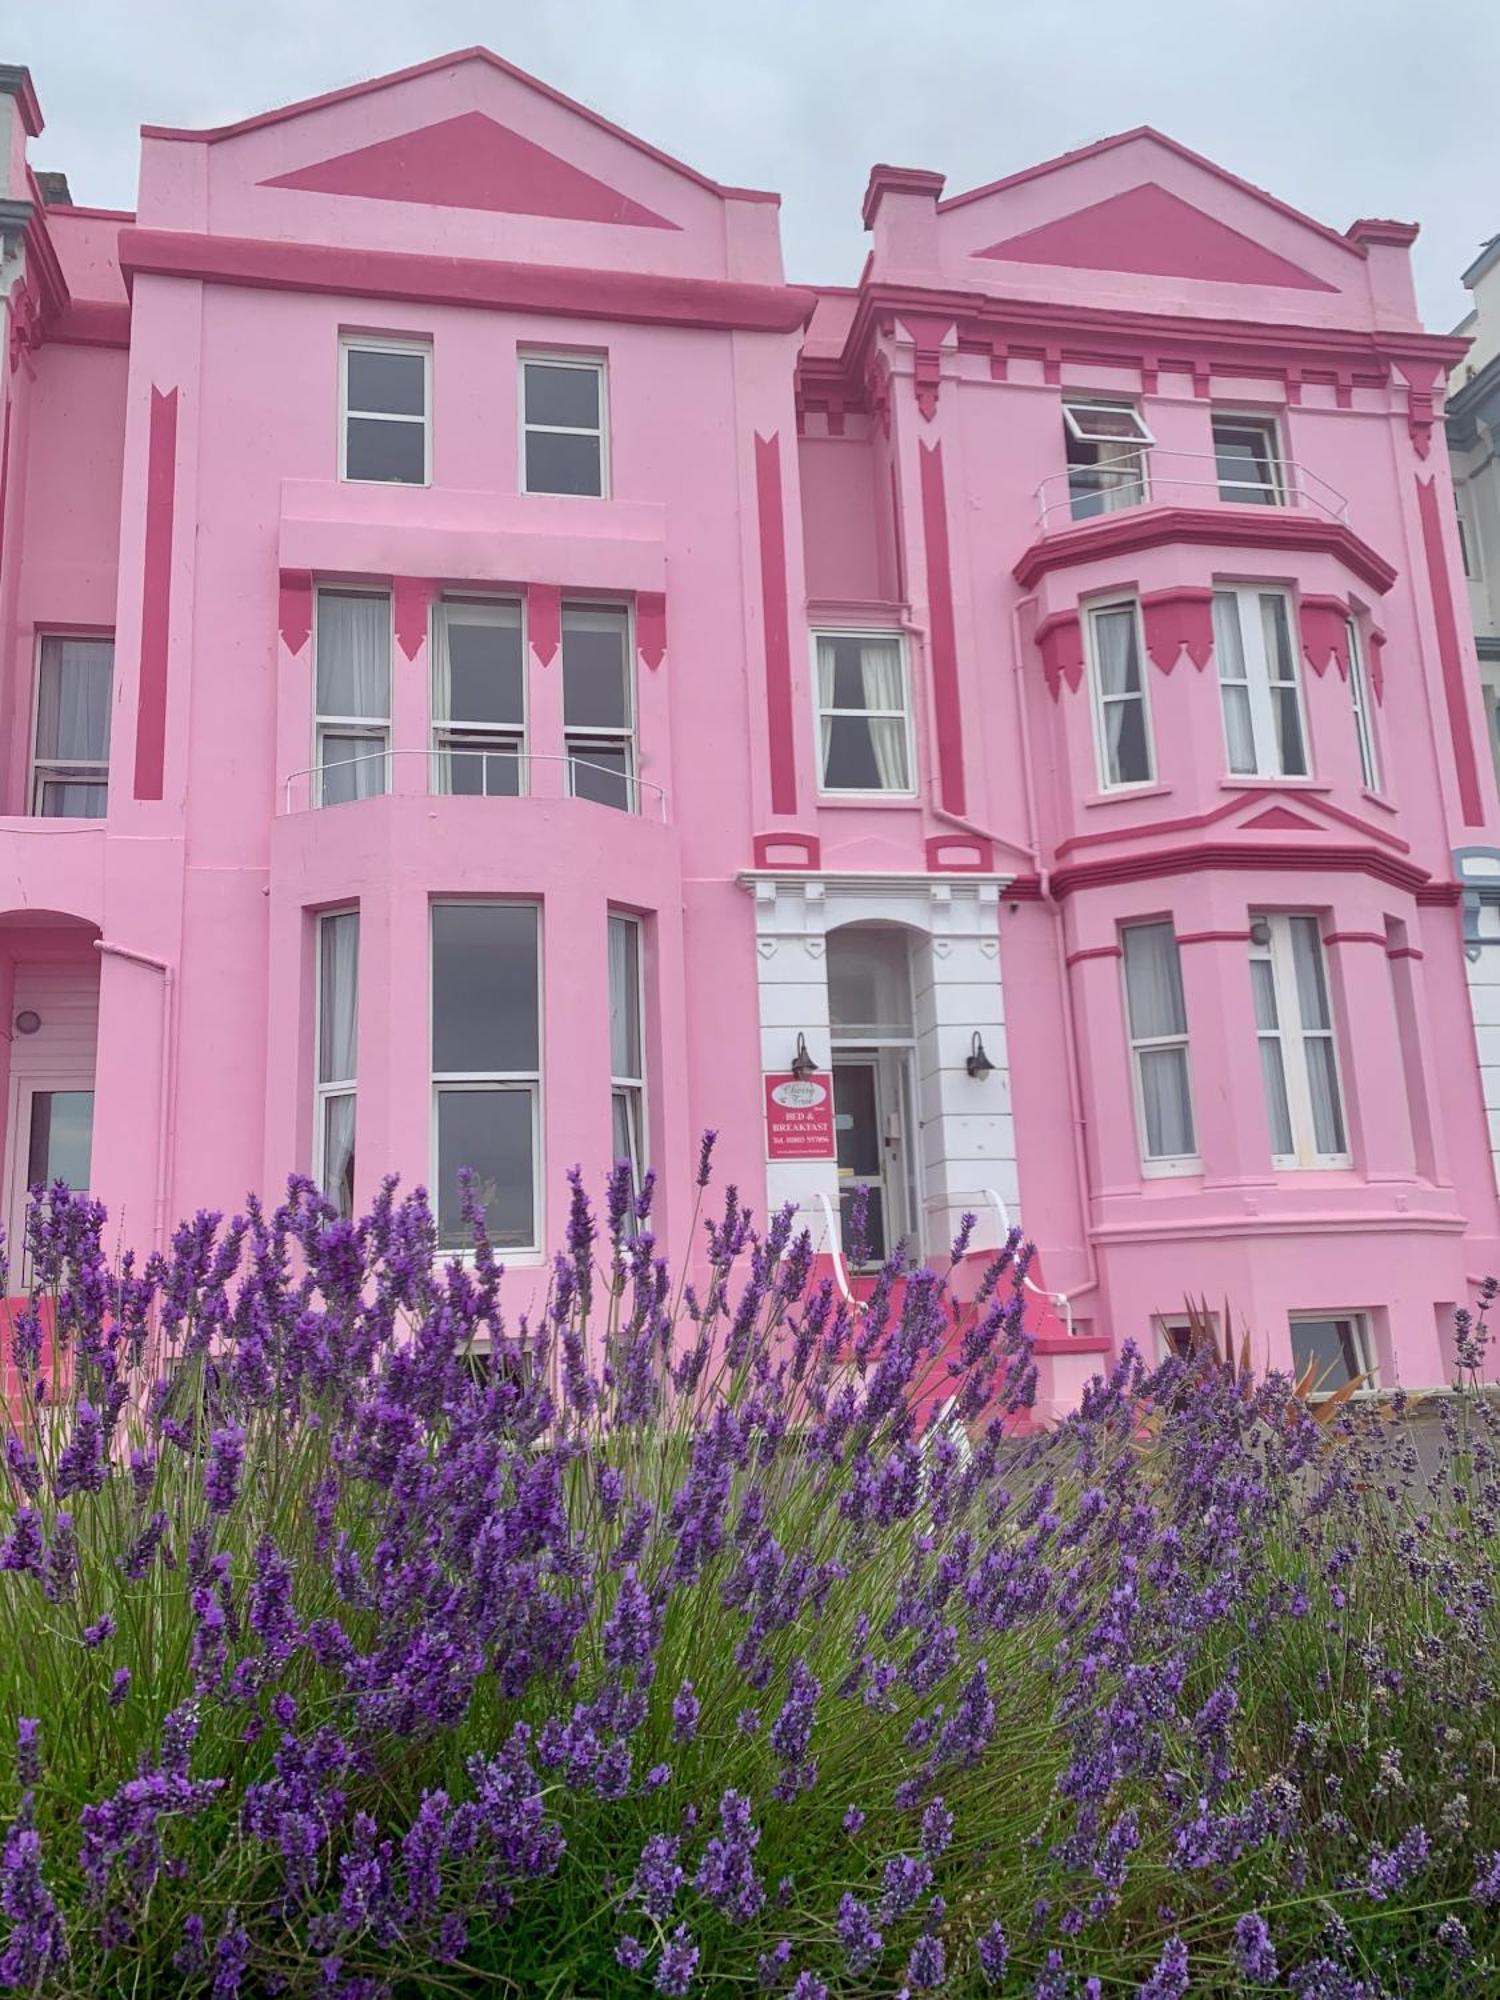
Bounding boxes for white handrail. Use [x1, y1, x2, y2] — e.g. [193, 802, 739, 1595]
[280, 748, 669, 821]
[1034, 450, 1349, 533]
[926, 1185, 1076, 1337]
[793, 1191, 854, 1303]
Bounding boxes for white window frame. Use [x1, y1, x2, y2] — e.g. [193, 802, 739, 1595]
[313, 588, 392, 808]
[1288, 1311, 1378, 1395]
[1210, 411, 1284, 506]
[429, 901, 543, 1256]
[1062, 399, 1153, 519]
[338, 336, 431, 487]
[1154, 1310, 1221, 1364]
[1249, 914, 1350, 1170]
[519, 352, 609, 499]
[811, 629, 917, 799]
[1456, 484, 1480, 580]
[1212, 585, 1309, 780]
[30, 632, 114, 818]
[1120, 921, 1199, 1177]
[1346, 618, 1380, 793]
[1085, 598, 1156, 791]
[313, 908, 359, 1218]
[563, 601, 637, 811]
[609, 912, 648, 1198]
[431, 596, 527, 797]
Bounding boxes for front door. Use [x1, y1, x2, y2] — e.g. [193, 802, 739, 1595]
[5, 1084, 94, 1280]
[832, 1053, 914, 1268]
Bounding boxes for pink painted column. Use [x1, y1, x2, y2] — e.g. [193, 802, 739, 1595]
[1064, 943, 1140, 1198]
[1322, 927, 1416, 1184]
[542, 870, 612, 1227]
[391, 579, 433, 798]
[382, 870, 433, 1206]
[526, 585, 565, 804]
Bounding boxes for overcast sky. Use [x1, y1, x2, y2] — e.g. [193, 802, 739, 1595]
[19, 0, 1500, 331]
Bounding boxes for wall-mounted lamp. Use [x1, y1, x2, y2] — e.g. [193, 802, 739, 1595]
[965, 1031, 995, 1080]
[790, 1033, 819, 1081]
[13, 1011, 40, 1037]
[1249, 918, 1273, 948]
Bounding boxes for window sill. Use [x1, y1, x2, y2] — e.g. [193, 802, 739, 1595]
[1140, 1159, 1204, 1180]
[1082, 783, 1173, 809]
[1218, 777, 1330, 794]
[816, 790, 921, 809]
[1359, 787, 1397, 815]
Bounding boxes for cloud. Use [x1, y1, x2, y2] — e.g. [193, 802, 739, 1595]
[24, 0, 1500, 327]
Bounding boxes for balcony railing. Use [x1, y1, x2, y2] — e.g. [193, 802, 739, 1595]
[279, 748, 669, 822]
[1036, 451, 1349, 534]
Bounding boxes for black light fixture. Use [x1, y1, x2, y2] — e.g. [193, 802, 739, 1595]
[13, 1011, 40, 1037]
[966, 1031, 996, 1080]
[790, 1032, 819, 1081]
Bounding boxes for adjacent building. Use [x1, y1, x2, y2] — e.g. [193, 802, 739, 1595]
[2, 48, 1498, 1405]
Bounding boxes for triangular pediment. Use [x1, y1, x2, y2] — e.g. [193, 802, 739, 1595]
[1239, 805, 1322, 834]
[974, 183, 1335, 291]
[259, 109, 680, 228]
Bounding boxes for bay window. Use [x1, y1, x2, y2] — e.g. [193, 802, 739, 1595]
[315, 590, 391, 805]
[1212, 587, 1307, 778]
[1121, 922, 1197, 1170]
[432, 598, 526, 796]
[563, 605, 635, 810]
[609, 914, 647, 1194]
[1087, 600, 1154, 788]
[1249, 915, 1348, 1168]
[32, 635, 113, 817]
[315, 910, 358, 1218]
[431, 903, 540, 1250]
[815, 631, 913, 794]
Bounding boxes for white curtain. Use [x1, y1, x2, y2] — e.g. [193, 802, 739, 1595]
[322, 1093, 356, 1218]
[608, 916, 640, 1080]
[1212, 592, 1257, 774]
[1289, 918, 1345, 1153]
[1124, 924, 1193, 1157]
[818, 638, 909, 791]
[37, 639, 113, 761]
[317, 595, 390, 720]
[319, 912, 359, 1085]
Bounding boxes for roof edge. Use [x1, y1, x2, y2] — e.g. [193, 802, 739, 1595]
[936, 125, 1364, 261]
[136, 45, 781, 206]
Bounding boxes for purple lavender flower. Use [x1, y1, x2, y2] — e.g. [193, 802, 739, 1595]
[634, 1832, 684, 1920]
[1471, 1849, 1500, 1906]
[0, 1804, 68, 1988]
[616, 1934, 647, 1971]
[788, 1977, 827, 2000]
[843, 1806, 866, 1837]
[81, 1614, 116, 1649]
[203, 1423, 246, 1514]
[920, 1796, 954, 1860]
[108, 1667, 131, 1708]
[654, 1924, 699, 1996]
[905, 1934, 946, 1991]
[1233, 1912, 1278, 1984]
[695, 1789, 764, 1925]
[15, 1719, 40, 1788]
[1363, 1824, 1430, 1901]
[837, 1893, 883, 1976]
[1137, 1935, 1190, 1999]
[758, 1940, 792, 1988]
[976, 1920, 1008, 1986]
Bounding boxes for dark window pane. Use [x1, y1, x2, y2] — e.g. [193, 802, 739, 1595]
[838, 1183, 886, 1265]
[827, 638, 871, 710]
[345, 416, 426, 484]
[833, 1063, 880, 1176]
[346, 347, 426, 418]
[37, 778, 107, 818]
[562, 612, 629, 727]
[445, 741, 522, 797]
[524, 361, 600, 429]
[437, 1088, 534, 1247]
[432, 904, 539, 1073]
[27, 1090, 94, 1191]
[1111, 701, 1151, 783]
[1291, 1316, 1363, 1386]
[443, 611, 524, 726]
[526, 431, 602, 497]
[822, 715, 882, 790]
[569, 744, 631, 811]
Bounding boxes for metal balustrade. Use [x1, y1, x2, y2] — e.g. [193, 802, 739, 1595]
[1035, 450, 1349, 534]
[279, 747, 669, 821]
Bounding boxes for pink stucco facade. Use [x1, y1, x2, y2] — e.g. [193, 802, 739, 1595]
[2, 49, 1498, 1399]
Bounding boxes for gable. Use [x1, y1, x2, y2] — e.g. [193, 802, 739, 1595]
[975, 183, 1336, 292]
[260, 110, 679, 229]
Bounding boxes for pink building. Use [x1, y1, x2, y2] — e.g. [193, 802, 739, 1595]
[1, 48, 1498, 1402]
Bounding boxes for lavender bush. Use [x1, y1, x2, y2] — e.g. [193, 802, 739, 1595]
[1, 1148, 1499, 1996]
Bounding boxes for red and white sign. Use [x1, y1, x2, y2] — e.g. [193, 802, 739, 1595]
[764, 1073, 836, 1160]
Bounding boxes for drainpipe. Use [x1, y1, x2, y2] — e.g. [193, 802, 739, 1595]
[94, 939, 175, 1253]
[1008, 593, 1101, 1310]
